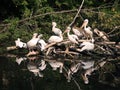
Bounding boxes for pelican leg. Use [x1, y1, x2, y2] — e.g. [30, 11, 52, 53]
[46, 47, 55, 56]
[64, 47, 74, 58]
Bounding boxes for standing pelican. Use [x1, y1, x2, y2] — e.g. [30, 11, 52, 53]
[27, 33, 42, 52]
[65, 27, 79, 44]
[72, 27, 83, 38]
[82, 19, 93, 40]
[52, 22, 62, 36]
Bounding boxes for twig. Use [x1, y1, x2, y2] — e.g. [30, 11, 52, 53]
[69, 0, 85, 27]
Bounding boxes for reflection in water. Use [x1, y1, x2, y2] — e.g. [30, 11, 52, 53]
[48, 60, 63, 73]
[0, 55, 120, 90]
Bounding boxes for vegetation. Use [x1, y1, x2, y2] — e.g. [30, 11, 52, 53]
[0, 0, 120, 54]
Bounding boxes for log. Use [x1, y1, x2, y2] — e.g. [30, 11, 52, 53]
[7, 46, 17, 51]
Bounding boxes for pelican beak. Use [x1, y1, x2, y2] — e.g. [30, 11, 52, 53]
[62, 29, 67, 35]
[80, 20, 88, 29]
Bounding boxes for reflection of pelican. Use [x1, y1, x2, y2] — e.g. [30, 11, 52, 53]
[48, 60, 63, 73]
[52, 22, 62, 36]
[81, 60, 95, 70]
[67, 62, 81, 82]
[81, 60, 95, 84]
[27, 62, 43, 77]
[16, 57, 27, 65]
[15, 38, 27, 48]
[39, 60, 47, 71]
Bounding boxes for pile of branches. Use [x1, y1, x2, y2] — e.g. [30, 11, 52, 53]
[6, 27, 120, 58]
[6, 0, 120, 58]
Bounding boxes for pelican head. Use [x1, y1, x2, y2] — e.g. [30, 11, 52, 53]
[87, 26, 91, 30]
[17, 38, 21, 41]
[63, 26, 71, 35]
[38, 34, 43, 38]
[84, 19, 89, 23]
[81, 19, 89, 28]
[52, 22, 57, 26]
[67, 26, 71, 30]
[33, 33, 38, 38]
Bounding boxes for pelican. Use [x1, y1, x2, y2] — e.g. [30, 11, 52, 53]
[48, 33, 63, 43]
[94, 28, 109, 41]
[37, 37, 47, 51]
[52, 22, 62, 36]
[65, 27, 79, 44]
[83, 19, 93, 40]
[72, 27, 83, 38]
[15, 38, 27, 48]
[27, 33, 42, 52]
[79, 39, 95, 52]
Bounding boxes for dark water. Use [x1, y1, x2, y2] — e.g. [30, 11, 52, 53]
[0, 55, 120, 90]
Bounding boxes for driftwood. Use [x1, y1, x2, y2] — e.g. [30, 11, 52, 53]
[7, 46, 17, 51]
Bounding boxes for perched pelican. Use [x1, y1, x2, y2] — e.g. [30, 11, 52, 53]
[65, 27, 79, 44]
[52, 22, 62, 36]
[37, 37, 47, 51]
[27, 33, 42, 52]
[83, 19, 93, 40]
[15, 38, 27, 48]
[48, 33, 63, 43]
[94, 28, 109, 41]
[79, 39, 95, 52]
[72, 27, 83, 38]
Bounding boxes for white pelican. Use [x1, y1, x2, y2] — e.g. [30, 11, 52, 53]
[15, 38, 27, 48]
[52, 22, 62, 36]
[83, 19, 93, 40]
[37, 38, 47, 51]
[72, 27, 83, 38]
[79, 39, 95, 52]
[94, 28, 109, 41]
[27, 33, 42, 52]
[48, 33, 63, 43]
[65, 27, 79, 44]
